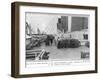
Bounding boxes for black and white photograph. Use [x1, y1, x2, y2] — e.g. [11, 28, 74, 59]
[25, 13, 90, 63]
[11, 2, 97, 77]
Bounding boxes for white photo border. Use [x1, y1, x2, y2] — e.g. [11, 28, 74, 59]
[19, 5, 96, 75]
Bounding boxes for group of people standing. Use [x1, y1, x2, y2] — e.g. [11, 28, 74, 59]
[45, 35, 55, 46]
[45, 34, 64, 46]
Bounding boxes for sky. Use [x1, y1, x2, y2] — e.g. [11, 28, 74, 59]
[26, 13, 89, 35]
[26, 13, 61, 34]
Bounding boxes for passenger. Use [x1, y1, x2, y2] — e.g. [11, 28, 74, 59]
[49, 35, 54, 46]
[45, 35, 50, 46]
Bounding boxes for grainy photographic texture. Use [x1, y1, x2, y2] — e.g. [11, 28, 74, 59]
[25, 13, 90, 64]
[11, 2, 97, 78]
